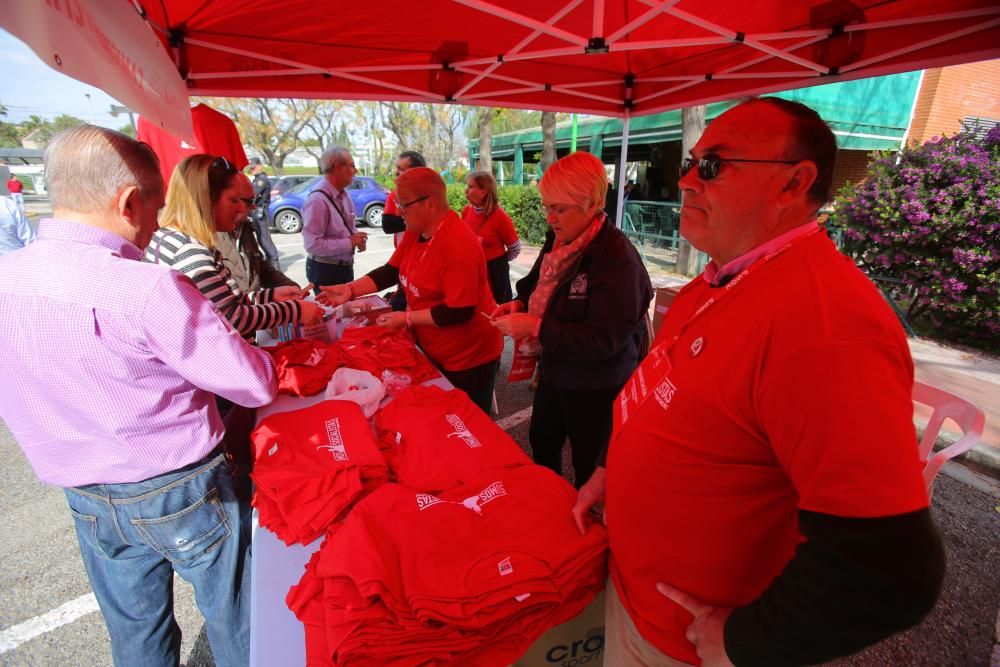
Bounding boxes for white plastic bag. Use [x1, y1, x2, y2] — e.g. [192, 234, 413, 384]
[324, 368, 386, 418]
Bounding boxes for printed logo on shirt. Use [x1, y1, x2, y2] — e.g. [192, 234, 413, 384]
[690, 336, 704, 357]
[498, 556, 514, 576]
[399, 273, 421, 298]
[462, 481, 507, 514]
[304, 348, 326, 367]
[316, 417, 349, 461]
[653, 378, 678, 411]
[445, 414, 481, 448]
[416, 493, 444, 511]
[569, 273, 588, 300]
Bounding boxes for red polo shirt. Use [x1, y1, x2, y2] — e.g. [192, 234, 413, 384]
[389, 210, 502, 371]
[460, 205, 519, 261]
[605, 231, 929, 664]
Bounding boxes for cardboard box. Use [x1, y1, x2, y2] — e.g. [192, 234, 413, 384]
[514, 590, 605, 667]
[343, 294, 391, 325]
[651, 286, 682, 336]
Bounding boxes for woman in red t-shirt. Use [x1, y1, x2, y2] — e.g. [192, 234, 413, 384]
[461, 172, 521, 304]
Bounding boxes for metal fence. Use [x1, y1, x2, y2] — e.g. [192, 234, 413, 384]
[620, 200, 709, 272]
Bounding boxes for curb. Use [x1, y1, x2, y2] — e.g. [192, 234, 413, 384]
[918, 420, 1000, 480]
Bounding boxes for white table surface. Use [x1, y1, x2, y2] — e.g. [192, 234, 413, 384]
[248, 357, 452, 667]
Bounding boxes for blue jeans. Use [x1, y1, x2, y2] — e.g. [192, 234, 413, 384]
[65, 450, 252, 667]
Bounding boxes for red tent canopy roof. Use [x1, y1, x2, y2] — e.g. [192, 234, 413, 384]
[143, 0, 1000, 117]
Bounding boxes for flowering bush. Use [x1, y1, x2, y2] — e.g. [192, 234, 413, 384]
[830, 127, 1000, 349]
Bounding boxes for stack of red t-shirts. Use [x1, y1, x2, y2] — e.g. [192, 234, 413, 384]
[375, 385, 531, 491]
[287, 465, 608, 667]
[336, 327, 440, 385]
[251, 400, 388, 545]
[264, 339, 346, 397]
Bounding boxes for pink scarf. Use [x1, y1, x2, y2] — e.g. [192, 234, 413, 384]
[519, 213, 604, 353]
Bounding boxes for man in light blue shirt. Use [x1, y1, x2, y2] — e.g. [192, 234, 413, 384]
[0, 194, 34, 255]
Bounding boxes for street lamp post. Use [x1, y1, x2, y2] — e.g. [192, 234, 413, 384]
[109, 104, 137, 133]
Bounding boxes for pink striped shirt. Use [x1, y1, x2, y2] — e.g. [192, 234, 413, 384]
[703, 221, 820, 286]
[0, 218, 277, 486]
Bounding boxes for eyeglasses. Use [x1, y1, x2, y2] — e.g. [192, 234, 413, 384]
[211, 156, 237, 173]
[679, 153, 800, 181]
[397, 195, 428, 211]
[541, 203, 574, 216]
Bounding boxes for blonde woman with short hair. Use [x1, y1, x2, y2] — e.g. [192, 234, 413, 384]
[491, 151, 652, 488]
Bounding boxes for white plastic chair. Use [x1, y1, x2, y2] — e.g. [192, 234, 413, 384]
[913, 381, 986, 491]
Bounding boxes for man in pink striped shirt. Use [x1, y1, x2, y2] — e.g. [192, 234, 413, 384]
[0, 125, 277, 667]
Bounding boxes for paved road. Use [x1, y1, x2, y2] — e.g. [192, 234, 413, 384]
[2, 221, 998, 666]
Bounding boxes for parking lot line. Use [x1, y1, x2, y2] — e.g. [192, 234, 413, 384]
[0, 593, 99, 653]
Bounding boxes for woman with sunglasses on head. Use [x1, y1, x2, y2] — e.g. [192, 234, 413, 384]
[461, 171, 521, 304]
[490, 151, 652, 488]
[146, 155, 323, 340]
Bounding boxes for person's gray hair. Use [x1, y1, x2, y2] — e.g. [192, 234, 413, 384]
[320, 145, 350, 174]
[44, 125, 161, 213]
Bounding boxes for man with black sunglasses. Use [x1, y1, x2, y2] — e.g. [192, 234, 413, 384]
[573, 98, 943, 667]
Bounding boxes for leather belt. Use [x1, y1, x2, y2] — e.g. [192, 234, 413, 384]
[307, 254, 354, 267]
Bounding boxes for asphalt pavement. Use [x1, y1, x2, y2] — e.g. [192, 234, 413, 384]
[1, 216, 997, 666]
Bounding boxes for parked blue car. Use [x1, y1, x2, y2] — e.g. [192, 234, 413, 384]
[268, 176, 388, 234]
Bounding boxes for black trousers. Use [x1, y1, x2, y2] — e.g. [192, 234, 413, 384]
[529, 379, 622, 488]
[306, 259, 354, 294]
[485, 255, 513, 305]
[252, 211, 281, 269]
[441, 357, 500, 415]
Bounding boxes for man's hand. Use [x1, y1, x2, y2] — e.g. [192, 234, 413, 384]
[351, 232, 369, 251]
[376, 311, 407, 331]
[656, 583, 735, 667]
[297, 300, 325, 325]
[317, 284, 352, 307]
[491, 313, 539, 339]
[273, 284, 312, 301]
[572, 466, 607, 535]
[490, 300, 523, 318]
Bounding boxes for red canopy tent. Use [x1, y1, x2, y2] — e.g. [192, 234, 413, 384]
[2, 0, 998, 207]
[4, 1, 999, 131]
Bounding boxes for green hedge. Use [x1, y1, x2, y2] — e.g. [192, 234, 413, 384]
[445, 184, 549, 245]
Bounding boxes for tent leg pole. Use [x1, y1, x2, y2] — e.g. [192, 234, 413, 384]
[614, 112, 631, 229]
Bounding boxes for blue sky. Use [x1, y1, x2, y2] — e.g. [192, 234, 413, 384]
[0, 30, 124, 129]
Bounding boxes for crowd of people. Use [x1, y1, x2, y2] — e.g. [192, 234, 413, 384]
[0, 96, 944, 667]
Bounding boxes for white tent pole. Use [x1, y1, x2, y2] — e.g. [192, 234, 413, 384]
[454, 0, 585, 99]
[841, 17, 1000, 74]
[451, 0, 587, 46]
[607, 0, 681, 44]
[614, 111, 631, 230]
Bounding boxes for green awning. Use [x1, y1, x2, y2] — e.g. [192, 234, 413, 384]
[471, 72, 920, 158]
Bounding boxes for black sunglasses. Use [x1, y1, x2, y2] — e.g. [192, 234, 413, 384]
[397, 195, 428, 211]
[679, 153, 800, 181]
[211, 156, 237, 173]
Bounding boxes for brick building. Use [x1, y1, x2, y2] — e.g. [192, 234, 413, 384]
[907, 59, 1000, 145]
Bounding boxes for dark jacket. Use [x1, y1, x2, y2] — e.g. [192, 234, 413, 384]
[216, 222, 297, 295]
[515, 218, 652, 390]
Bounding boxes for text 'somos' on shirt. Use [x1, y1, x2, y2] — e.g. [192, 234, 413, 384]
[286, 465, 608, 667]
[251, 400, 388, 545]
[375, 385, 530, 491]
[389, 210, 503, 372]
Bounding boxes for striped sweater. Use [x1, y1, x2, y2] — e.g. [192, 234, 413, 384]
[145, 227, 299, 340]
